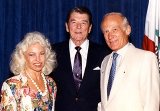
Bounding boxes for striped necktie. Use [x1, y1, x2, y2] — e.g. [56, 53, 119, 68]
[107, 53, 118, 97]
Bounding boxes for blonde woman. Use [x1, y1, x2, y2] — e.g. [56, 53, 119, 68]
[0, 31, 57, 111]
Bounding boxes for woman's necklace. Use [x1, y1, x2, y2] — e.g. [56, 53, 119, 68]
[27, 72, 48, 96]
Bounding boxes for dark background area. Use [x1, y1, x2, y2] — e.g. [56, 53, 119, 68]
[0, 0, 148, 88]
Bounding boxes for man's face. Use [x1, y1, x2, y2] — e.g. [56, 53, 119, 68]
[66, 12, 92, 46]
[101, 14, 131, 51]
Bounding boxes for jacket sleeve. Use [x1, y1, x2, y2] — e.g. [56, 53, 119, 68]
[0, 82, 17, 111]
[140, 52, 159, 111]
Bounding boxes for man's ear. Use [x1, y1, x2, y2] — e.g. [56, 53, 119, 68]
[88, 24, 92, 33]
[65, 22, 69, 32]
[126, 25, 131, 35]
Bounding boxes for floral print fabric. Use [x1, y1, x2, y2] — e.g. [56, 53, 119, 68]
[0, 74, 56, 111]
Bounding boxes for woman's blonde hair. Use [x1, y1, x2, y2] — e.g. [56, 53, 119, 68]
[10, 31, 56, 75]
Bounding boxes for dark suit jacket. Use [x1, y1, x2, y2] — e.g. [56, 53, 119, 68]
[51, 40, 111, 111]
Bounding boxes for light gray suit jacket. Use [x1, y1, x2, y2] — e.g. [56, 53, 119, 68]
[98, 43, 159, 111]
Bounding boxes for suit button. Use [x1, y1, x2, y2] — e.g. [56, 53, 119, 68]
[75, 97, 79, 101]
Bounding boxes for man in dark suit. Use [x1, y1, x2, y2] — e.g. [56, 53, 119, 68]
[51, 6, 111, 111]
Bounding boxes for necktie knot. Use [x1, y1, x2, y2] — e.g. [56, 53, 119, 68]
[113, 53, 118, 60]
[75, 46, 81, 52]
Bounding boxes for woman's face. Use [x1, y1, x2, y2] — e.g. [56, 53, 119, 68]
[24, 43, 46, 73]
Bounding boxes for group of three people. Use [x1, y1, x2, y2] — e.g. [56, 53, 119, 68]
[0, 6, 159, 111]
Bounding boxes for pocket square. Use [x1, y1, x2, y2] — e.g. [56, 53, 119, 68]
[93, 66, 101, 70]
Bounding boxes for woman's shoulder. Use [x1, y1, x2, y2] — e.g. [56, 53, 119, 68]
[3, 74, 27, 87]
[4, 75, 21, 83]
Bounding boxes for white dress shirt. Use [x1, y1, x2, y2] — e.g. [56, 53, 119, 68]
[69, 39, 89, 78]
[112, 43, 130, 71]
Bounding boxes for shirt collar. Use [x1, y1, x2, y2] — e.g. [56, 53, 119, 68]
[69, 39, 89, 53]
[113, 42, 130, 56]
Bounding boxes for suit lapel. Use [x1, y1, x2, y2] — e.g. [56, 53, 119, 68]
[62, 42, 78, 94]
[101, 55, 111, 105]
[79, 42, 91, 91]
[84, 42, 97, 71]
[79, 42, 100, 91]
[108, 62, 127, 102]
[107, 44, 134, 102]
[64, 42, 72, 71]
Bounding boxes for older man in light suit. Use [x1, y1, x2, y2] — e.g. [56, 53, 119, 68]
[98, 12, 159, 111]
